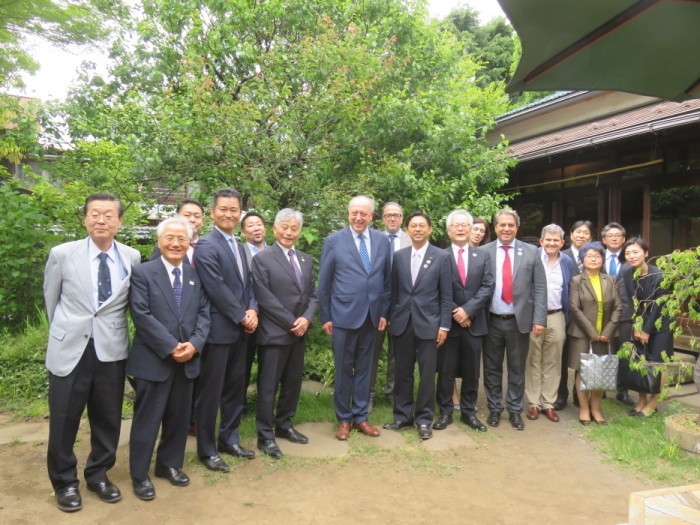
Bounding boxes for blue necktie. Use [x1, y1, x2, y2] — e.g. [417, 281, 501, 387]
[358, 233, 371, 273]
[97, 252, 112, 307]
[172, 267, 182, 312]
[609, 255, 618, 277]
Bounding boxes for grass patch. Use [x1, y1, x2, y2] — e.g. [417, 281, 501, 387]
[583, 400, 700, 485]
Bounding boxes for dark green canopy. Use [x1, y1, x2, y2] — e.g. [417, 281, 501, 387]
[501, 0, 700, 101]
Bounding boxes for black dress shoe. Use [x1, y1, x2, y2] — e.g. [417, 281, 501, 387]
[154, 465, 190, 486]
[383, 420, 413, 431]
[132, 478, 156, 501]
[257, 439, 283, 459]
[199, 454, 230, 472]
[87, 479, 122, 503]
[55, 486, 82, 512]
[432, 414, 453, 430]
[461, 414, 487, 432]
[616, 392, 635, 406]
[417, 424, 433, 440]
[218, 441, 256, 459]
[487, 411, 501, 427]
[275, 426, 309, 444]
[553, 397, 567, 411]
[509, 412, 525, 430]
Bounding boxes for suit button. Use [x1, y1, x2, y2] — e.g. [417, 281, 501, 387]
[84, 335, 89, 338]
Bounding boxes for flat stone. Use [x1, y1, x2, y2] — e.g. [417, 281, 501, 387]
[0, 420, 49, 445]
[422, 424, 479, 451]
[277, 422, 348, 457]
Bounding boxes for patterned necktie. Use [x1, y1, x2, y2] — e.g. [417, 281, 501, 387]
[501, 246, 513, 304]
[288, 249, 303, 287]
[358, 233, 371, 273]
[172, 267, 182, 312]
[609, 254, 618, 277]
[97, 252, 112, 307]
[457, 248, 467, 286]
[411, 251, 422, 286]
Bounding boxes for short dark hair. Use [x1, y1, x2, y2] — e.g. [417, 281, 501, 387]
[176, 198, 204, 214]
[578, 241, 606, 264]
[83, 193, 124, 218]
[241, 211, 265, 229]
[211, 188, 242, 209]
[406, 211, 431, 228]
[619, 237, 650, 264]
[570, 220, 595, 236]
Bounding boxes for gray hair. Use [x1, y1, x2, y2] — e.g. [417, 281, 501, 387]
[348, 195, 376, 213]
[540, 223, 565, 239]
[493, 208, 520, 228]
[445, 209, 474, 229]
[157, 216, 193, 239]
[382, 202, 403, 215]
[274, 208, 304, 227]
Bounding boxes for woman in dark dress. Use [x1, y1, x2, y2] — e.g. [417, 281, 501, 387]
[617, 238, 674, 418]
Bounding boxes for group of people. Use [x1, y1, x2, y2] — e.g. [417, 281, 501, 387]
[42, 190, 673, 513]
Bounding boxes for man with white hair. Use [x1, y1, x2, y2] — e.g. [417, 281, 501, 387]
[318, 196, 392, 440]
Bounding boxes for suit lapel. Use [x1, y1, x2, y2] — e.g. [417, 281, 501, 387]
[181, 265, 196, 313]
[154, 261, 179, 316]
[344, 227, 365, 270]
[272, 244, 300, 290]
[72, 238, 96, 310]
[413, 245, 434, 288]
[580, 273, 596, 300]
[213, 229, 243, 283]
[512, 240, 523, 278]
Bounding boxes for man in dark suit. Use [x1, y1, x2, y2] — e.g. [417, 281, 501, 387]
[43, 193, 141, 512]
[318, 196, 391, 440]
[251, 209, 318, 459]
[482, 209, 547, 431]
[149, 198, 205, 264]
[127, 217, 210, 500]
[383, 212, 452, 440]
[194, 188, 258, 472]
[370, 202, 412, 410]
[434, 210, 494, 433]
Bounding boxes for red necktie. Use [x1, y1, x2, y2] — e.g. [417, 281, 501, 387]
[457, 248, 466, 286]
[501, 246, 513, 304]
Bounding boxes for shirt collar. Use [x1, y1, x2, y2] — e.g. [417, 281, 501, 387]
[160, 256, 183, 275]
[411, 243, 429, 258]
[88, 237, 117, 262]
[276, 241, 296, 255]
[352, 227, 369, 239]
[215, 226, 236, 243]
[497, 239, 515, 249]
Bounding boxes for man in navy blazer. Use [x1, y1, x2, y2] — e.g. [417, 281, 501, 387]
[383, 212, 452, 440]
[193, 188, 258, 472]
[318, 196, 391, 440]
[127, 217, 210, 500]
[481, 209, 547, 431]
[434, 210, 494, 433]
[251, 209, 318, 459]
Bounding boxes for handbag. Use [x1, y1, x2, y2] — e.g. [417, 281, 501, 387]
[579, 344, 619, 391]
[626, 343, 662, 394]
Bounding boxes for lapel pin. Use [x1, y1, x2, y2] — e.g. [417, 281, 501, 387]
[189, 281, 195, 285]
[472, 252, 477, 257]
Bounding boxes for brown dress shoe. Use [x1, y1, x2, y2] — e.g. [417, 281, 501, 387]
[526, 406, 540, 420]
[352, 421, 380, 437]
[543, 408, 560, 422]
[336, 422, 351, 440]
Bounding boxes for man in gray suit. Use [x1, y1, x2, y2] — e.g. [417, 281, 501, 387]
[127, 217, 210, 500]
[383, 212, 452, 440]
[481, 209, 547, 431]
[43, 193, 141, 512]
[370, 202, 411, 409]
[251, 209, 318, 459]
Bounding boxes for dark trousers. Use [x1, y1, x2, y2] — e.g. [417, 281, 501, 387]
[195, 340, 247, 456]
[483, 315, 529, 414]
[370, 327, 395, 401]
[255, 340, 305, 440]
[332, 316, 377, 424]
[392, 324, 438, 426]
[557, 337, 572, 401]
[615, 320, 633, 392]
[129, 366, 193, 480]
[437, 329, 483, 417]
[244, 332, 258, 401]
[47, 341, 125, 491]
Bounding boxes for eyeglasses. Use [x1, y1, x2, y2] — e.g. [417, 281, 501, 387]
[383, 213, 402, 219]
[162, 236, 190, 245]
[450, 223, 470, 230]
[584, 253, 603, 260]
[605, 233, 623, 239]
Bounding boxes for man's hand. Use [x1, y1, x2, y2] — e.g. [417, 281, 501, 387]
[322, 321, 333, 336]
[634, 329, 650, 345]
[241, 309, 258, 333]
[436, 329, 448, 347]
[171, 342, 196, 363]
[290, 317, 310, 337]
[452, 307, 471, 328]
[531, 324, 545, 338]
[378, 317, 387, 331]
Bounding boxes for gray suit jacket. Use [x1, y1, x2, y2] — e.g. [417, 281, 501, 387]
[127, 259, 210, 381]
[251, 243, 318, 346]
[43, 237, 142, 377]
[481, 239, 548, 333]
[389, 244, 453, 339]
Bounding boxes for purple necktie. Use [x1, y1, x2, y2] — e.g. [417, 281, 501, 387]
[289, 249, 303, 287]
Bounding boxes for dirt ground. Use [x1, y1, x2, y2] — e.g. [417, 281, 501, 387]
[0, 396, 656, 525]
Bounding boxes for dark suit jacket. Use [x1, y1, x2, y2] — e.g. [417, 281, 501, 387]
[127, 259, 210, 381]
[389, 244, 453, 339]
[481, 239, 548, 333]
[251, 243, 318, 346]
[562, 247, 581, 276]
[194, 228, 257, 345]
[446, 245, 494, 337]
[568, 272, 622, 343]
[617, 263, 671, 334]
[318, 227, 391, 329]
